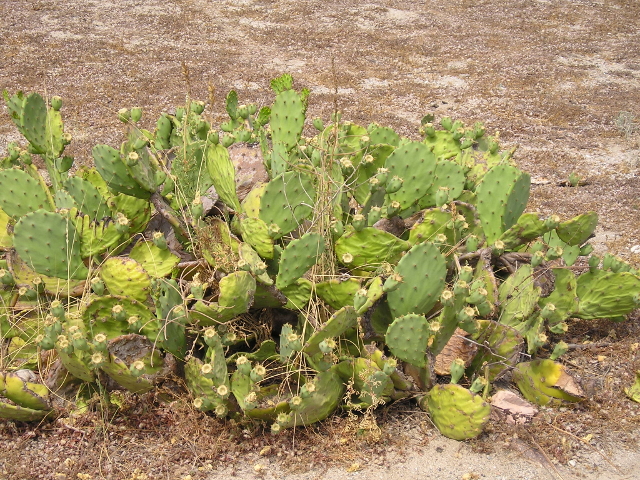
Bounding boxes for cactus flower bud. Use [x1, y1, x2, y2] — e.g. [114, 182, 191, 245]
[268, 223, 281, 239]
[330, 219, 344, 238]
[465, 235, 479, 253]
[152, 231, 168, 250]
[214, 404, 228, 418]
[385, 176, 403, 194]
[216, 385, 229, 397]
[492, 240, 505, 255]
[91, 352, 105, 368]
[271, 423, 282, 434]
[115, 213, 130, 234]
[386, 201, 402, 218]
[221, 133, 235, 148]
[312, 118, 325, 131]
[91, 277, 105, 295]
[200, 363, 214, 377]
[126, 151, 139, 167]
[545, 246, 563, 261]
[253, 261, 267, 276]
[469, 376, 487, 394]
[289, 395, 303, 410]
[352, 213, 366, 232]
[441, 289, 454, 306]
[300, 381, 316, 398]
[251, 364, 266, 382]
[130, 360, 145, 377]
[383, 273, 403, 293]
[236, 355, 252, 375]
[341, 252, 354, 264]
[450, 358, 466, 384]
[319, 338, 337, 354]
[117, 108, 130, 123]
[367, 206, 382, 226]
[383, 358, 398, 376]
[50, 96, 63, 111]
[531, 250, 545, 267]
[0, 269, 14, 286]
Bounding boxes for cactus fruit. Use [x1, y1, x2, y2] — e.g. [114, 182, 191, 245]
[513, 359, 584, 406]
[420, 383, 491, 440]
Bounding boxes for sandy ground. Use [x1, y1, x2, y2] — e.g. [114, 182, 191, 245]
[1, 0, 640, 479]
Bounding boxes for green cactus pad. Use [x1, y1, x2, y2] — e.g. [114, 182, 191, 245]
[335, 226, 411, 271]
[315, 278, 361, 310]
[270, 89, 305, 176]
[303, 306, 358, 357]
[276, 232, 325, 290]
[92, 144, 150, 199]
[64, 176, 110, 221]
[369, 126, 401, 147]
[107, 193, 151, 234]
[498, 212, 554, 250]
[82, 295, 158, 341]
[385, 313, 431, 368]
[129, 241, 179, 278]
[240, 183, 266, 219]
[0, 169, 53, 218]
[556, 211, 598, 246]
[387, 242, 447, 318]
[418, 160, 466, 208]
[355, 276, 385, 314]
[574, 270, 640, 319]
[99, 257, 151, 301]
[468, 320, 524, 382]
[205, 143, 241, 211]
[384, 141, 437, 212]
[353, 144, 395, 205]
[498, 264, 540, 329]
[408, 208, 454, 245]
[0, 401, 52, 422]
[13, 210, 89, 280]
[513, 359, 584, 406]
[74, 214, 129, 258]
[239, 216, 274, 260]
[6, 250, 85, 296]
[476, 164, 530, 244]
[422, 384, 491, 440]
[423, 129, 462, 160]
[259, 172, 315, 239]
[278, 368, 345, 428]
[57, 349, 95, 382]
[281, 278, 313, 310]
[190, 271, 256, 325]
[0, 371, 50, 411]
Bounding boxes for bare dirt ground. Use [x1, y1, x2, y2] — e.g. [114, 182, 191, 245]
[1, 0, 640, 479]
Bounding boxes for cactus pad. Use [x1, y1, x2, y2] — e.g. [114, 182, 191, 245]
[513, 359, 584, 406]
[259, 172, 315, 238]
[206, 143, 241, 211]
[0, 169, 52, 218]
[276, 232, 325, 290]
[335, 226, 410, 271]
[385, 313, 431, 368]
[384, 141, 437, 212]
[387, 242, 447, 318]
[422, 384, 490, 440]
[13, 210, 89, 280]
[99, 257, 151, 301]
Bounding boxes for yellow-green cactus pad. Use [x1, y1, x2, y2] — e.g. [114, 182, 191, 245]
[513, 359, 584, 406]
[129, 241, 180, 278]
[99, 257, 151, 301]
[422, 383, 490, 440]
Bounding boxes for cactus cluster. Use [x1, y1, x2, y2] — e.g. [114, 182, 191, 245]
[1, 77, 639, 441]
